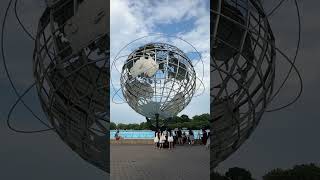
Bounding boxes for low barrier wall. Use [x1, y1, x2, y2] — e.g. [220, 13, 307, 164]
[111, 139, 154, 144]
[110, 139, 204, 145]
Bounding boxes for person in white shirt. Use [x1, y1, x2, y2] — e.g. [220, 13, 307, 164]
[154, 131, 160, 149]
[163, 129, 168, 141]
[185, 131, 190, 144]
[168, 131, 174, 149]
[198, 130, 201, 140]
[159, 132, 166, 149]
[189, 129, 194, 145]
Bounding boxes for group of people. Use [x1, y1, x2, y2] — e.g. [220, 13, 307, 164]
[154, 129, 175, 149]
[153, 128, 210, 149]
[114, 128, 210, 149]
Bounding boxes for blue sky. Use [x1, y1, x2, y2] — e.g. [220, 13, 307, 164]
[110, 0, 210, 124]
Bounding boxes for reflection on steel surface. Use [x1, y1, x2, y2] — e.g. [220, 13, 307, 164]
[211, 0, 276, 170]
[33, 0, 109, 172]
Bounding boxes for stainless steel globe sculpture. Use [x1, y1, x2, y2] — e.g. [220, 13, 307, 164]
[120, 43, 197, 127]
[33, 0, 109, 172]
[211, 0, 276, 169]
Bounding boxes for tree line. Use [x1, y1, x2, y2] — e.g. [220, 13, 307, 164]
[213, 163, 320, 180]
[110, 113, 210, 130]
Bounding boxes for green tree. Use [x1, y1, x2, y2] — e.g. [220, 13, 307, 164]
[181, 114, 190, 122]
[117, 123, 127, 130]
[110, 122, 117, 130]
[263, 164, 320, 180]
[212, 172, 230, 180]
[225, 167, 254, 180]
[114, 113, 211, 130]
[173, 116, 183, 123]
[192, 113, 210, 122]
[139, 122, 149, 130]
[168, 123, 177, 129]
[126, 123, 140, 130]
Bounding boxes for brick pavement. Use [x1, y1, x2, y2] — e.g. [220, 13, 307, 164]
[110, 144, 210, 180]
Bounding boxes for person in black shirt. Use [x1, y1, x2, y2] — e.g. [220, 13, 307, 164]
[177, 128, 183, 144]
[202, 129, 207, 145]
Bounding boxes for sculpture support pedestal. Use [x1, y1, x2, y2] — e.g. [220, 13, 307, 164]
[155, 113, 159, 130]
[146, 113, 160, 131]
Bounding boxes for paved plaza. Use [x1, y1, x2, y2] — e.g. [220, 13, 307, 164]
[110, 144, 210, 180]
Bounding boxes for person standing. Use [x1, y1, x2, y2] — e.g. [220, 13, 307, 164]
[206, 132, 210, 149]
[202, 128, 208, 145]
[168, 131, 174, 149]
[189, 129, 194, 145]
[185, 130, 190, 144]
[182, 131, 186, 144]
[115, 129, 121, 140]
[198, 130, 201, 140]
[172, 129, 176, 147]
[159, 132, 166, 149]
[154, 131, 160, 149]
[177, 128, 183, 144]
[163, 128, 168, 144]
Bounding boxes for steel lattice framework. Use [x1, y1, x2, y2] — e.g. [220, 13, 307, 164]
[211, 0, 276, 169]
[120, 43, 197, 124]
[33, 0, 109, 172]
